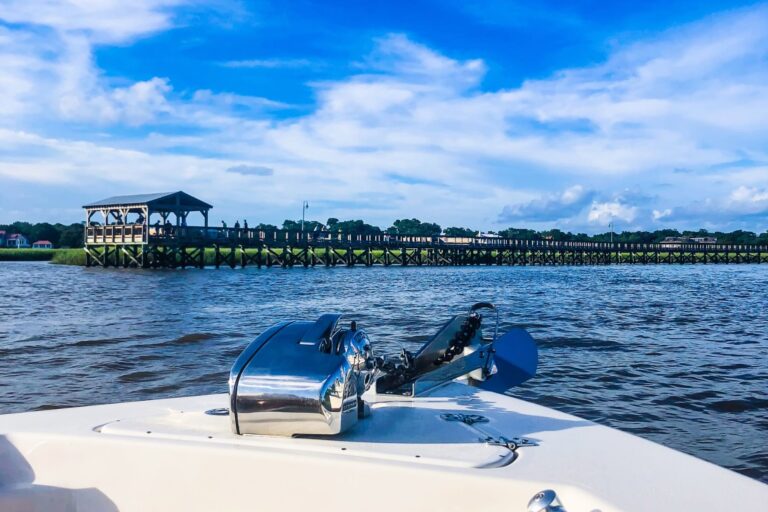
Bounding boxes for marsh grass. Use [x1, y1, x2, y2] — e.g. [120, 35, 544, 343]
[0, 249, 56, 261]
[50, 249, 86, 265]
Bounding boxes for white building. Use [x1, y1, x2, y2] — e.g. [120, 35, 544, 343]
[32, 240, 54, 249]
[660, 236, 718, 248]
[6, 233, 30, 248]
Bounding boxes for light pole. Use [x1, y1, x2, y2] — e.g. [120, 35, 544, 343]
[301, 201, 309, 234]
[609, 221, 614, 244]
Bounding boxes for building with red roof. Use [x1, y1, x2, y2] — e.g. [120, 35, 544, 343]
[32, 240, 54, 249]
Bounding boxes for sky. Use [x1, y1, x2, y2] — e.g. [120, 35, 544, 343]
[0, 0, 767, 233]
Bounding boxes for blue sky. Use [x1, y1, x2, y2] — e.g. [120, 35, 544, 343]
[0, 0, 767, 232]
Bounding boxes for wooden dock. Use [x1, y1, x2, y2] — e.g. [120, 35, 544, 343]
[83, 225, 768, 268]
[81, 191, 768, 269]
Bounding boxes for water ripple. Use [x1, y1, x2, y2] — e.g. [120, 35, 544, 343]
[0, 261, 766, 483]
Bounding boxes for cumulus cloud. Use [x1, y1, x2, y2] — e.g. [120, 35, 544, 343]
[587, 201, 638, 225]
[0, 128, 227, 185]
[498, 185, 594, 222]
[0, 0, 183, 43]
[729, 186, 768, 213]
[657, 185, 768, 226]
[364, 33, 486, 88]
[58, 75, 174, 125]
[0, 3, 176, 126]
[499, 186, 647, 226]
[1, 3, 768, 230]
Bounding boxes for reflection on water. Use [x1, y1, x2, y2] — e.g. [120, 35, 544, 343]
[0, 262, 766, 482]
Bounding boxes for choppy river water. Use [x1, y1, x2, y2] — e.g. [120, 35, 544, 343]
[0, 261, 766, 482]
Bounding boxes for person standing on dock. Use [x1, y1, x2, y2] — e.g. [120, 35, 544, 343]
[234, 220, 241, 238]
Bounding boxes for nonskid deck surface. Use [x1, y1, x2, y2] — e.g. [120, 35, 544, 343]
[97, 396, 517, 469]
[1, 382, 766, 511]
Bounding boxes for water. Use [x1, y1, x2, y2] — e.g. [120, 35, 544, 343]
[0, 262, 766, 482]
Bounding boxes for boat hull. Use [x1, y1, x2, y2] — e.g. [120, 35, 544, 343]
[0, 382, 765, 511]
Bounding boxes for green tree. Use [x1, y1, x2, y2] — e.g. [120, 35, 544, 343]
[651, 229, 682, 243]
[58, 223, 84, 248]
[388, 218, 442, 236]
[539, 229, 572, 241]
[497, 227, 539, 240]
[282, 219, 322, 231]
[2, 216, 767, 248]
[29, 222, 61, 245]
[332, 220, 381, 234]
[444, 227, 478, 237]
[721, 230, 757, 244]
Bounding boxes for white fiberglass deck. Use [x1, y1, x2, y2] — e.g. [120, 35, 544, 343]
[1, 382, 766, 511]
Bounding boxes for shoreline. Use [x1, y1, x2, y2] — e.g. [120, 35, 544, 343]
[1, 248, 766, 267]
[0, 248, 82, 264]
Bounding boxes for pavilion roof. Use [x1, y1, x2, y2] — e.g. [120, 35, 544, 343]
[83, 191, 212, 210]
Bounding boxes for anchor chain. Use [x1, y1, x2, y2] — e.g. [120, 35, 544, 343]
[434, 312, 482, 364]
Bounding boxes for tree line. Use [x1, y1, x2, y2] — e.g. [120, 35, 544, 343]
[262, 218, 768, 245]
[0, 222, 85, 248]
[255, 218, 456, 236]
[494, 228, 768, 245]
[2, 219, 767, 247]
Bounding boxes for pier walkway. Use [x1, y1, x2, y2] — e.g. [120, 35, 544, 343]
[84, 224, 768, 268]
[81, 191, 768, 269]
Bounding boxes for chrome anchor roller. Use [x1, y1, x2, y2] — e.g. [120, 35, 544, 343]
[228, 302, 538, 437]
[528, 489, 566, 512]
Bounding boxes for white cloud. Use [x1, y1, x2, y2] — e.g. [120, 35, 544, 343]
[191, 90, 289, 111]
[0, 0, 183, 43]
[59, 74, 174, 125]
[1, 3, 768, 230]
[0, 128, 220, 185]
[0, 2, 177, 126]
[499, 185, 594, 222]
[364, 33, 486, 88]
[588, 201, 638, 224]
[729, 185, 768, 207]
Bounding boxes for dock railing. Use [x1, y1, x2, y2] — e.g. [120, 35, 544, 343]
[84, 224, 768, 253]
